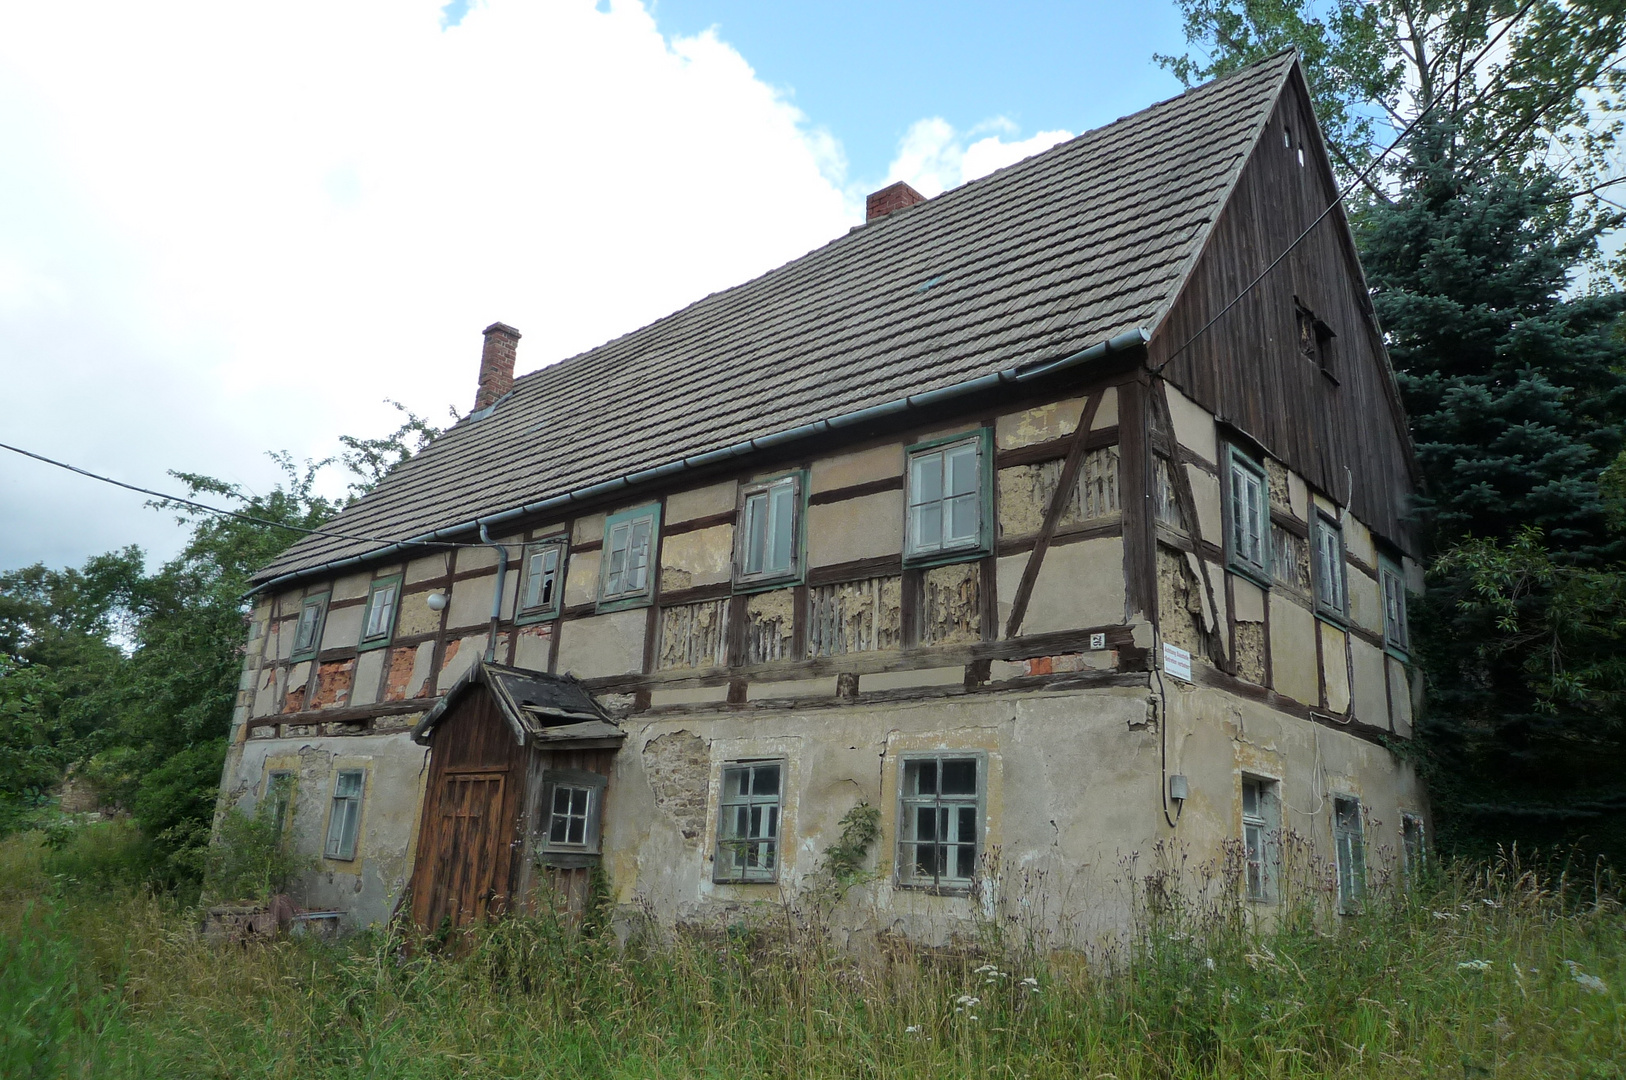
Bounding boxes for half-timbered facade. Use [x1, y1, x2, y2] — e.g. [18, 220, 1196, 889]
[215, 51, 1427, 941]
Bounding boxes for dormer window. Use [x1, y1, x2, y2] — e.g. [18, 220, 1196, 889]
[292, 592, 328, 659]
[359, 576, 400, 649]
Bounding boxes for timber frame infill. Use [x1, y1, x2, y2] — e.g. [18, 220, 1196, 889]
[241, 356, 1401, 752]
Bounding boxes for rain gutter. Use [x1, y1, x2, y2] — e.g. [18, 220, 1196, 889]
[249, 327, 1150, 596]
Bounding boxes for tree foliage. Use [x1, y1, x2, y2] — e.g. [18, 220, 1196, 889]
[0, 402, 445, 885]
[1161, 0, 1626, 862]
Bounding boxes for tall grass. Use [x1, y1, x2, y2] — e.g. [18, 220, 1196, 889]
[2, 825, 1621, 1078]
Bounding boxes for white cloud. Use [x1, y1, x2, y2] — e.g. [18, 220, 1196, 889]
[0, 0, 861, 571]
[885, 116, 1074, 197]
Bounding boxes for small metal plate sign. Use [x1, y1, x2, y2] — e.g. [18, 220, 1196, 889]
[1162, 642, 1191, 682]
[1090, 632, 1106, 650]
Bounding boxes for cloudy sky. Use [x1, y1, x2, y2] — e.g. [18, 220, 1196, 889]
[0, 0, 1187, 573]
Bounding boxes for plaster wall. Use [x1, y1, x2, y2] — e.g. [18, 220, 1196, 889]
[224, 730, 429, 929]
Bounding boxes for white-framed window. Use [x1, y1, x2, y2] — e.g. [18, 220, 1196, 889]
[905, 433, 987, 562]
[324, 769, 365, 861]
[736, 475, 803, 587]
[1380, 556, 1409, 654]
[1242, 776, 1280, 903]
[292, 593, 328, 658]
[1401, 813, 1426, 884]
[518, 538, 566, 620]
[360, 577, 401, 646]
[1333, 795, 1366, 913]
[1312, 512, 1347, 619]
[715, 761, 783, 882]
[538, 769, 607, 861]
[1224, 445, 1269, 580]
[897, 754, 983, 890]
[600, 505, 660, 607]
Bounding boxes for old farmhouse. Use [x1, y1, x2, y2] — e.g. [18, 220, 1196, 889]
[216, 51, 1427, 943]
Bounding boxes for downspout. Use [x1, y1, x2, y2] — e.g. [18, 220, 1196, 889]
[478, 522, 508, 662]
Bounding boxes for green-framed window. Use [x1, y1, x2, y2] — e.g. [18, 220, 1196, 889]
[714, 761, 783, 883]
[897, 753, 984, 891]
[1311, 511, 1347, 620]
[1223, 444, 1269, 582]
[324, 769, 365, 861]
[599, 504, 661, 610]
[291, 592, 328, 659]
[904, 430, 992, 565]
[735, 473, 805, 589]
[517, 537, 567, 622]
[1379, 555, 1409, 656]
[358, 576, 401, 650]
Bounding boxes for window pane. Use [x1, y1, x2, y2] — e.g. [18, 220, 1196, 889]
[336, 771, 363, 797]
[1242, 779, 1259, 817]
[550, 813, 569, 843]
[743, 493, 767, 575]
[955, 843, 976, 880]
[568, 816, 585, 845]
[912, 502, 943, 550]
[768, 484, 795, 573]
[753, 765, 780, 796]
[955, 804, 977, 843]
[908, 760, 936, 796]
[911, 451, 943, 505]
[915, 805, 938, 843]
[946, 443, 978, 496]
[605, 522, 630, 594]
[941, 759, 977, 795]
[626, 519, 652, 591]
[553, 787, 571, 815]
[947, 493, 978, 542]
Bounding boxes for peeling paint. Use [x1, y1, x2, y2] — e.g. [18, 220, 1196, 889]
[659, 599, 730, 670]
[921, 562, 980, 646]
[808, 575, 902, 656]
[745, 588, 796, 664]
[311, 659, 356, 709]
[642, 730, 710, 842]
[998, 447, 1121, 538]
[1156, 547, 1205, 655]
[1234, 622, 1267, 684]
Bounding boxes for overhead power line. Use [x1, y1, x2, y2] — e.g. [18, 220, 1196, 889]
[0, 440, 510, 552]
[1154, 0, 1542, 375]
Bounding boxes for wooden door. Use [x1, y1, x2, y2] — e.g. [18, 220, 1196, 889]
[417, 769, 511, 932]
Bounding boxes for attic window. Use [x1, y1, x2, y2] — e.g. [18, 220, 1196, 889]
[292, 592, 329, 659]
[1296, 302, 1337, 382]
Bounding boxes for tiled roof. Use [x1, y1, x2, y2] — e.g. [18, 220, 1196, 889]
[256, 52, 1296, 585]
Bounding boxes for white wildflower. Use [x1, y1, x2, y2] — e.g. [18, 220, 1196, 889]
[1203, 957, 1216, 971]
[1458, 960, 1492, 972]
[973, 964, 999, 974]
[1565, 961, 1608, 994]
[905, 1025, 923, 1035]
[968, 1015, 980, 1022]
[955, 994, 980, 1007]
[1482, 899, 1502, 909]
[1431, 910, 1460, 921]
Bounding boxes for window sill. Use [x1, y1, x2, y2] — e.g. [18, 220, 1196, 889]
[514, 608, 561, 627]
[902, 547, 989, 572]
[1314, 610, 1350, 632]
[894, 880, 973, 897]
[732, 572, 804, 595]
[356, 638, 392, 653]
[595, 594, 655, 615]
[538, 850, 599, 869]
[1227, 561, 1273, 593]
[1384, 644, 1410, 664]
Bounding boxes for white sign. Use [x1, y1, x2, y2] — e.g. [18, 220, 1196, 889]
[1162, 642, 1191, 682]
[1089, 632, 1106, 650]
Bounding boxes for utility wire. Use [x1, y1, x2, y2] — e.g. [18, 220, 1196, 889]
[1153, 0, 1541, 375]
[0, 440, 510, 551]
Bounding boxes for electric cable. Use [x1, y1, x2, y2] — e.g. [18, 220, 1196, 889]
[0, 439, 516, 552]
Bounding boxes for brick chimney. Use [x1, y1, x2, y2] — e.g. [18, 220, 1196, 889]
[866, 181, 927, 221]
[474, 322, 520, 412]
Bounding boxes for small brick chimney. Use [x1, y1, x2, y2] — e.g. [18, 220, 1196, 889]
[866, 181, 927, 221]
[474, 322, 520, 412]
